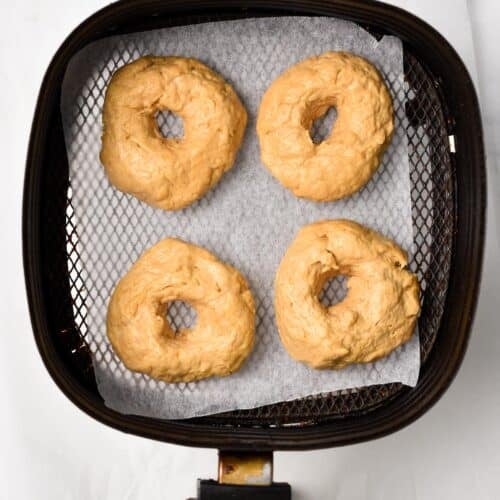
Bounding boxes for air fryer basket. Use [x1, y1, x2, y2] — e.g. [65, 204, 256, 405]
[23, 0, 485, 450]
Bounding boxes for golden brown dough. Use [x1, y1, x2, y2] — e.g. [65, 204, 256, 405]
[100, 56, 247, 210]
[107, 238, 255, 382]
[275, 220, 420, 369]
[257, 52, 394, 201]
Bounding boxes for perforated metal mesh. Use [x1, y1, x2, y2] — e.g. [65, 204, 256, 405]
[319, 275, 348, 308]
[166, 301, 198, 332]
[310, 107, 338, 145]
[61, 36, 453, 425]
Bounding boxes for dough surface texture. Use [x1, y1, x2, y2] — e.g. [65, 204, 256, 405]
[101, 56, 247, 210]
[275, 220, 420, 369]
[107, 238, 255, 382]
[257, 52, 394, 201]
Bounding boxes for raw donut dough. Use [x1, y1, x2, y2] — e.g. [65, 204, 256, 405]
[275, 220, 420, 369]
[257, 52, 394, 201]
[100, 56, 247, 210]
[107, 238, 255, 382]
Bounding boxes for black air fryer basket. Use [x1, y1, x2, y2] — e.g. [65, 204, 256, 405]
[23, 0, 485, 497]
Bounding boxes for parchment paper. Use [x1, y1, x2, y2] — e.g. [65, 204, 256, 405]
[61, 17, 420, 419]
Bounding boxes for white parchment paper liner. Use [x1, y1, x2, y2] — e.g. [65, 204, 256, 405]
[61, 17, 420, 419]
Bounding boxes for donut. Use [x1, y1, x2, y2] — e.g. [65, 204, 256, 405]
[256, 52, 394, 201]
[107, 238, 255, 382]
[274, 220, 420, 369]
[100, 56, 247, 210]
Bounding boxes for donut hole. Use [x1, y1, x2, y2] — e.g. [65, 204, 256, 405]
[309, 106, 337, 144]
[165, 300, 197, 334]
[156, 110, 184, 139]
[319, 275, 348, 308]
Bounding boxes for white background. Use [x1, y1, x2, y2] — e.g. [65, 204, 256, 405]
[1, 1, 499, 499]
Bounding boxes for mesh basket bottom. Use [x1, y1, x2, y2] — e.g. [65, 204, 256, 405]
[60, 27, 453, 425]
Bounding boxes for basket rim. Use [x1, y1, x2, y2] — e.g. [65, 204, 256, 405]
[23, 0, 486, 450]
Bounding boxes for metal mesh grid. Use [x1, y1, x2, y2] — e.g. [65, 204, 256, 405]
[61, 40, 453, 425]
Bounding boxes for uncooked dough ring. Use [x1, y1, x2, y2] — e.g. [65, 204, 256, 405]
[107, 238, 255, 382]
[257, 52, 394, 201]
[100, 56, 247, 210]
[275, 220, 420, 369]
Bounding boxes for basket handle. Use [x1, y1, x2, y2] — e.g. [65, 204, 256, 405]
[189, 451, 291, 499]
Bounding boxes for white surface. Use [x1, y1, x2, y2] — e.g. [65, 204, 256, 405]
[1, 0, 498, 499]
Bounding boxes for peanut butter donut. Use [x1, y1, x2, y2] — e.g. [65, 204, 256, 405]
[275, 220, 420, 369]
[257, 52, 394, 201]
[100, 56, 247, 210]
[107, 238, 255, 382]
